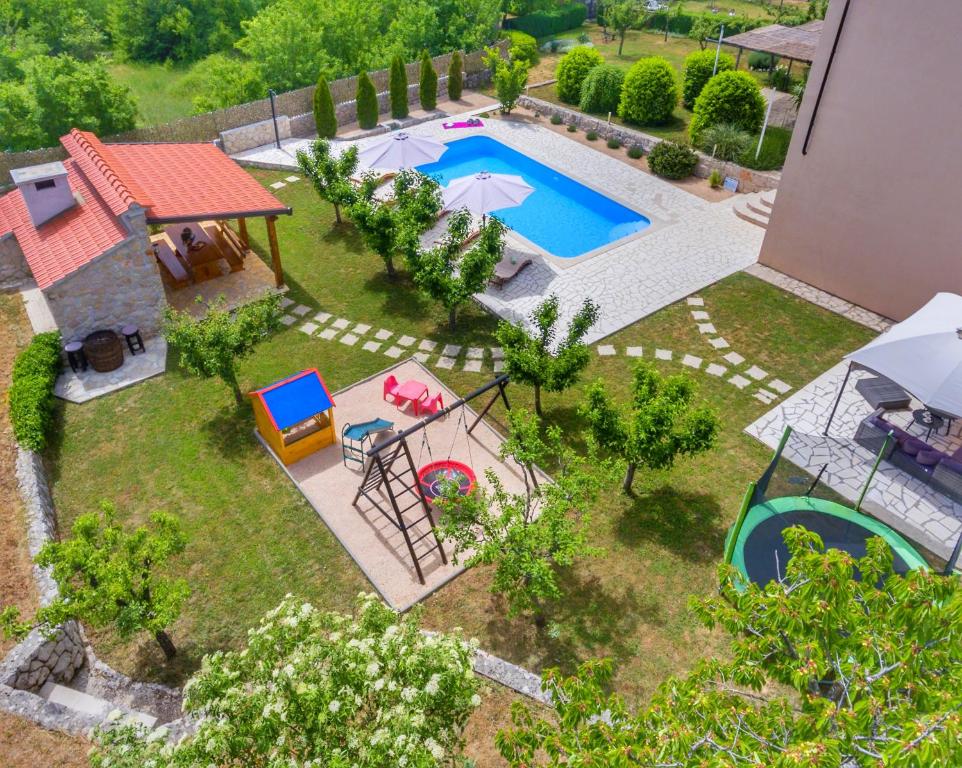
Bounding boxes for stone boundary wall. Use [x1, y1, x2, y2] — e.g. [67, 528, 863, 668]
[517, 95, 781, 193]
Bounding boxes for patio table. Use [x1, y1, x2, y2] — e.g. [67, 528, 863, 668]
[393, 379, 429, 413]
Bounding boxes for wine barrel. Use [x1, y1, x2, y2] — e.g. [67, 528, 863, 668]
[83, 330, 124, 373]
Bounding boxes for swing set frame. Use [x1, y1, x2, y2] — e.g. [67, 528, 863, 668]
[352, 374, 511, 584]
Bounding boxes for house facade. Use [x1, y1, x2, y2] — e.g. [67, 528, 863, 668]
[757, 0, 961, 321]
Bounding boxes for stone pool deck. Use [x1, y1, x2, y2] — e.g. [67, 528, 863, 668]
[235, 114, 764, 344]
[746, 361, 962, 562]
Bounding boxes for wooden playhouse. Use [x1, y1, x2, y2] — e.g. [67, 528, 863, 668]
[249, 369, 336, 465]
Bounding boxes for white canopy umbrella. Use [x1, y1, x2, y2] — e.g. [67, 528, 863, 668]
[825, 293, 962, 433]
[441, 171, 534, 216]
[357, 132, 447, 170]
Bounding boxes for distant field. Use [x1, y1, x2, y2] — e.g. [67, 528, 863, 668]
[108, 62, 196, 126]
[679, 0, 810, 19]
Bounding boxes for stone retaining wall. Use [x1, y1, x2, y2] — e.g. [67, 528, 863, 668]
[0, 234, 30, 287]
[518, 95, 781, 193]
[220, 116, 293, 155]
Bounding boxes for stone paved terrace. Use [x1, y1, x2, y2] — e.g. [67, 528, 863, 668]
[746, 361, 962, 562]
[234, 114, 765, 344]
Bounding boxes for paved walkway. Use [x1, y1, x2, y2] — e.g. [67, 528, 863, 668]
[235, 115, 765, 344]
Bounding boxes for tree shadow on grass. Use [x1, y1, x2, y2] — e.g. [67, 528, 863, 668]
[200, 402, 255, 459]
[617, 485, 726, 564]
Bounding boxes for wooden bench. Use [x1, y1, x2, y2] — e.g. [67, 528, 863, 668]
[152, 240, 189, 288]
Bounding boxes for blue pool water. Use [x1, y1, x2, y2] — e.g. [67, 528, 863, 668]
[416, 136, 650, 258]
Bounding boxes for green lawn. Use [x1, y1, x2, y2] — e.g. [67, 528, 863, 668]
[49, 167, 873, 706]
[108, 63, 197, 127]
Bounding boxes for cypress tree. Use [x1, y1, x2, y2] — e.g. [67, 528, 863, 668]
[312, 74, 337, 139]
[419, 50, 438, 111]
[389, 54, 408, 119]
[448, 51, 463, 101]
[356, 71, 378, 130]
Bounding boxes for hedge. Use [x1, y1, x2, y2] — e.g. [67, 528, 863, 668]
[9, 331, 62, 452]
[689, 70, 766, 144]
[555, 46, 604, 104]
[618, 56, 679, 126]
[504, 3, 587, 38]
[579, 64, 624, 114]
[682, 48, 734, 109]
[505, 30, 539, 67]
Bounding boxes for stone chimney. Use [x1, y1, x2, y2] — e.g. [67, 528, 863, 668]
[10, 161, 77, 227]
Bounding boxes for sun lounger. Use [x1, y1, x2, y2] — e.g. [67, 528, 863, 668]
[490, 256, 533, 288]
[442, 119, 484, 130]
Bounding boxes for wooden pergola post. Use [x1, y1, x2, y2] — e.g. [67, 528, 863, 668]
[238, 217, 249, 247]
[266, 215, 284, 288]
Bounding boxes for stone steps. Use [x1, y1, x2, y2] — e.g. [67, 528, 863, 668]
[40, 682, 157, 729]
[758, 188, 777, 210]
[733, 193, 771, 229]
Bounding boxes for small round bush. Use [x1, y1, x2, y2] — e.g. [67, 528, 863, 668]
[578, 64, 624, 114]
[507, 30, 539, 68]
[689, 70, 766, 144]
[648, 140, 698, 179]
[586, 130, 598, 141]
[550, 113, 563, 125]
[748, 51, 776, 71]
[566, 123, 577, 132]
[708, 169, 723, 188]
[682, 48, 734, 109]
[607, 137, 620, 149]
[627, 144, 644, 159]
[699, 122, 753, 161]
[618, 57, 679, 126]
[555, 46, 604, 104]
[770, 65, 793, 92]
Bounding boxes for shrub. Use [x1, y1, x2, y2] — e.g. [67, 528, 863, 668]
[739, 126, 791, 171]
[505, 3, 587, 37]
[648, 140, 698, 179]
[550, 113, 563, 125]
[389, 55, 408, 119]
[607, 137, 621, 149]
[567, 123, 577, 132]
[708, 168, 723, 188]
[682, 48, 734, 109]
[9, 331, 62, 452]
[770, 65, 793, 92]
[618, 56, 679, 126]
[555, 46, 604, 104]
[578, 63, 624, 115]
[448, 51, 463, 101]
[627, 144, 644, 159]
[506, 30, 539, 68]
[356, 71, 378, 129]
[689, 70, 766, 144]
[700, 122, 753, 161]
[484, 47, 529, 114]
[748, 50, 776, 71]
[419, 50, 437, 111]
[586, 130, 598, 141]
[312, 74, 337, 138]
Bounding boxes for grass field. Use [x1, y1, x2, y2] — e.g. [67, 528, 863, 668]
[48, 160, 872, 719]
[108, 62, 197, 126]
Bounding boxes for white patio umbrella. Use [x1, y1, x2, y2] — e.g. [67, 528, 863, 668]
[441, 171, 534, 216]
[357, 132, 447, 170]
[824, 293, 962, 433]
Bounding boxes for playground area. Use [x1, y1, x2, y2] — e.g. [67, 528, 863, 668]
[255, 359, 534, 609]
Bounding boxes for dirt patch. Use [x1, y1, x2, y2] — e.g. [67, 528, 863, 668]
[486, 110, 733, 204]
[0, 292, 38, 655]
[0, 711, 89, 767]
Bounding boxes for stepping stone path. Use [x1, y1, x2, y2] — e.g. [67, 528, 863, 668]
[292, 305, 311, 317]
[597, 345, 616, 356]
[314, 311, 331, 323]
[681, 354, 702, 369]
[413, 352, 430, 363]
[697, 323, 716, 334]
[332, 318, 350, 330]
[706, 363, 727, 377]
[708, 337, 730, 350]
[746, 365, 768, 380]
[436, 356, 456, 369]
[724, 351, 745, 366]
[375, 329, 393, 341]
[299, 322, 318, 335]
[319, 328, 337, 340]
[464, 360, 482, 372]
[626, 346, 643, 357]
[384, 346, 403, 359]
[353, 323, 371, 335]
[397, 335, 416, 347]
[442, 344, 461, 356]
[280, 297, 294, 308]
[280, 315, 296, 326]
[729, 374, 751, 389]
[655, 349, 672, 361]
[362, 341, 381, 353]
[466, 347, 484, 359]
[340, 333, 358, 346]
[270, 181, 286, 189]
[419, 339, 437, 352]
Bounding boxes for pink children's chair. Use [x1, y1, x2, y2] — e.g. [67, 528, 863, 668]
[417, 391, 444, 417]
[383, 374, 400, 403]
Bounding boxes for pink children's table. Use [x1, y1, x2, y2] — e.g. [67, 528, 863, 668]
[393, 379, 429, 412]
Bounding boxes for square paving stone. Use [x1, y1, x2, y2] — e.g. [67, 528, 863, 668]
[442, 344, 461, 356]
[314, 311, 332, 323]
[490, 347, 504, 360]
[375, 329, 393, 340]
[463, 360, 482, 372]
[292, 304, 311, 316]
[284, 175, 300, 182]
[493, 360, 505, 372]
[319, 328, 337, 340]
[353, 323, 371, 335]
[708, 337, 730, 349]
[697, 323, 716, 334]
[435, 356, 456, 369]
[690, 310, 710, 320]
[270, 181, 286, 189]
[706, 363, 727, 377]
[754, 390, 776, 404]
[655, 348, 672, 361]
[746, 365, 768, 380]
[686, 297, 704, 306]
[681, 354, 702, 368]
[339, 333, 358, 346]
[769, 379, 792, 394]
[723, 351, 745, 366]
[280, 297, 294, 308]
[384, 346, 403, 359]
[280, 314, 296, 326]
[413, 352, 430, 363]
[729, 374, 751, 389]
[626, 346, 643, 357]
[397, 335, 416, 347]
[419, 339, 437, 352]
[332, 318, 350, 329]
[467, 347, 484, 359]
[597, 345, 616, 356]
[362, 341, 381, 353]
[298, 322, 318, 335]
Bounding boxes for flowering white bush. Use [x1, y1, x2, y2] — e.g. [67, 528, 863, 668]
[91, 593, 481, 768]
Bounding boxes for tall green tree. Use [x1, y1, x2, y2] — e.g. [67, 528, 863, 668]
[484, 45, 528, 114]
[498, 530, 962, 766]
[296, 138, 359, 223]
[605, 1, 647, 57]
[580, 362, 718, 494]
[496, 295, 599, 416]
[312, 72, 337, 138]
[419, 49, 438, 110]
[181, 52, 265, 113]
[1, 502, 189, 661]
[0, 81, 44, 151]
[447, 50, 464, 100]
[389, 53, 408, 119]
[356, 69, 379, 129]
[163, 294, 281, 405]
[437, 410, 612, 624]
[410, 210, 505, 329]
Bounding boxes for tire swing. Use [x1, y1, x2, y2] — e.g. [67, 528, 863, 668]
[416, 403, 477, 505]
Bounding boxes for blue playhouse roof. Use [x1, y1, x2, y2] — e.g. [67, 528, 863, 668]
[254, 369, 334, 431]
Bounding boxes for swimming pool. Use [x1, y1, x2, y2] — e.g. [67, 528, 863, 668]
[416, 135, 651, 259]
